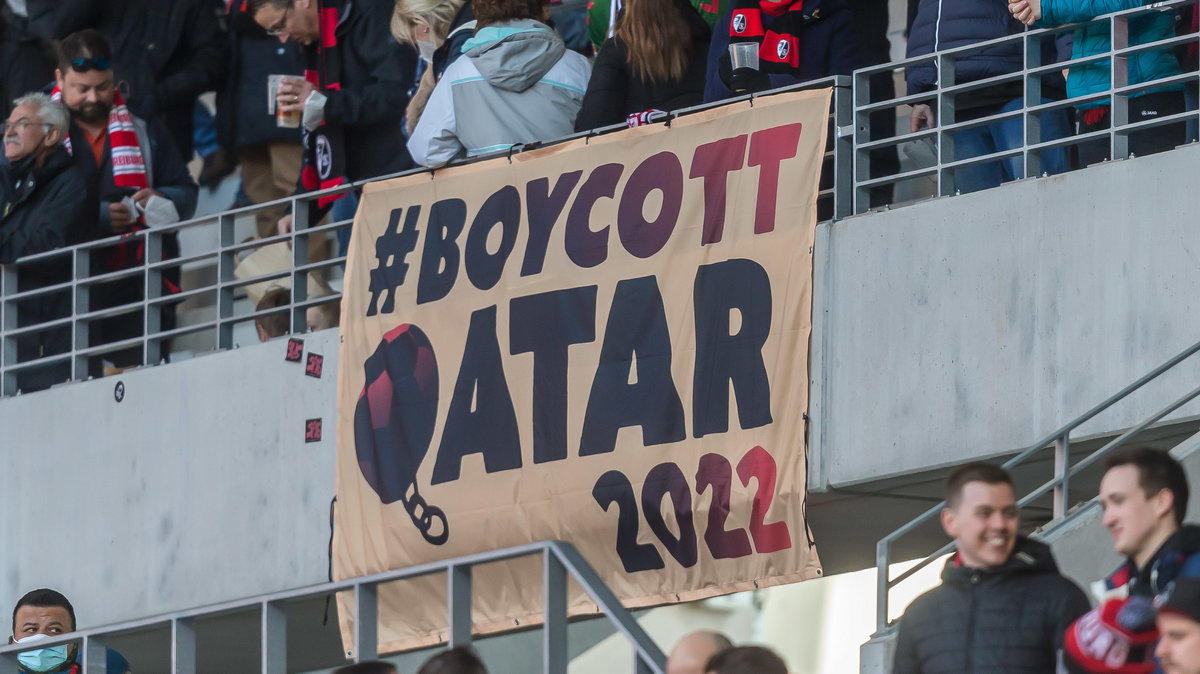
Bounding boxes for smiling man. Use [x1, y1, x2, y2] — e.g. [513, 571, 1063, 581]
[1094, 448, 1200, 601]
[892, 462, 1090, 674]
[9, 589, 130, 674]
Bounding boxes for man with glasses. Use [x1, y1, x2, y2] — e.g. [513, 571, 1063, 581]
[53, 29, 198, 377]
[247, 0, 417, 253]
[0, 92, 94, 392]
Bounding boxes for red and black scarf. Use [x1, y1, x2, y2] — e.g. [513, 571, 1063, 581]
[300, 0, 350, 209]
[728, 0, 819, 73]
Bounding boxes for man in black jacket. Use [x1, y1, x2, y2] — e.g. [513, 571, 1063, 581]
[77, 0, 228, 161]
[246, 0, 416, 246]
[0, 92, 94, 392]
[893, 462, 1091, 673]
[0, 0, 96, 117]
[216, 1, 305, 240]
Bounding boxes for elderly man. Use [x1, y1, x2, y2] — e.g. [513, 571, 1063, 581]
[9, 588, 130, 673]
[1158, 579, 1200, 674]
[0, 92, 94, 392]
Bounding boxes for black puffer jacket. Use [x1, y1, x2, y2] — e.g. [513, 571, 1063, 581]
[893, 537, 1090, 674]
[905, 0, 1070, 98]
[0, 147, 96, 392]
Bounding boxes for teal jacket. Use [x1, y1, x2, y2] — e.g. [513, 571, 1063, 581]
[1036, 0, 1181, 109]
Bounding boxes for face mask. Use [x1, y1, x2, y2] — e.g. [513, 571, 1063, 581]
[417, 39, 437, 64]
[15, 633, 70, 672]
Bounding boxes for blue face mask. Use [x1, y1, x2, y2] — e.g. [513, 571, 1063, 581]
[15, 633, 70, 673]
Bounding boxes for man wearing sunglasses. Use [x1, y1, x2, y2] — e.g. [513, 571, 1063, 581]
[53, 29, 198, 377]
[247, 0, 416, 251]
[0, 92, 95, 392]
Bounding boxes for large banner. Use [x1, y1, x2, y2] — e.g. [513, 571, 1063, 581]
[335, 89, 829, 654]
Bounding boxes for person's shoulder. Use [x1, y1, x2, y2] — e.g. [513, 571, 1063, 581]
[441, 54, 480, 84]
[351, 0, 398, 31]
[900, 582, 952, 618]
[555, 49, 593, 82]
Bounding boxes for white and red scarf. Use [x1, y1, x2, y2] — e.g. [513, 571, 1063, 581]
[50, 86, 149, 190]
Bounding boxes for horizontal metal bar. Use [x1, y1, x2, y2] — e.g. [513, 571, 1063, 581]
[887, 542, 956, 590]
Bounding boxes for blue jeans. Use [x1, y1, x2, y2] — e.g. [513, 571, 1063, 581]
[331, 190, 359, 257]
[192, 101, 220, 159]
[953, 97, 1071, 194]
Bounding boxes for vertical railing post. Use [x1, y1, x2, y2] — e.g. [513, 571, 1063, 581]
[875, 539, 890, 634]
[1111, 14, 1131, 160]
[144, 229, 164, 366]
[448, 564, 473, 649]
[72, 246, 91, 381]
[833, 77, 854, 220]
[81, 635, 107, 674]
[216, 212, 237, 350]
[1054, 433, 1071, 520]
[173, 618, 197, 674]
[852, 67, 874, 214]
[1024, 28, 1045, 179]
[261, 601, 287, 674]
[544, 550, 568, 674]
[0, 649, 17, 674]
[291, 196, 312, 336]
[0, 263, 15, 395]
[355, 584, 379, 662]
[936, 51, 958, 196]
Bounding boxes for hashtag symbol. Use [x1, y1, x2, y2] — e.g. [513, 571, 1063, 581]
[367, 205, 422, 316]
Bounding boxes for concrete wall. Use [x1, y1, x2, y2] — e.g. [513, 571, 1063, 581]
[5, 146, 1200, 637]
[809, 144, 1200, 488]
[0, 331, 339, 629]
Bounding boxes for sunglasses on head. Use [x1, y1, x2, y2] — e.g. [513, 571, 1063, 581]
[70, 57, 111, 72]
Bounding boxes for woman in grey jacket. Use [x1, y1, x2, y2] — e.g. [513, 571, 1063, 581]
[407, 0, 591, 168]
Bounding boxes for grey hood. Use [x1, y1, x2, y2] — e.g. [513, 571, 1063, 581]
[462, 19, 567, 92]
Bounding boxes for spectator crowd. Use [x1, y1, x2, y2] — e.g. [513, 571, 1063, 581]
[7, 447, 1200, 673]
[894, 448, 1200, 674]
[0, 0, 1196, 389]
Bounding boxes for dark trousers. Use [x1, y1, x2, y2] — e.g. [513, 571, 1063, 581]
[1076, 91, 1188, 167]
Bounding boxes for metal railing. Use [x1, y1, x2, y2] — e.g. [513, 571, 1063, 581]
[874, 337, 1200, 634]
[4, 1, 1200, 392]
[0, 540, 666, 674]
[853, 0, 1200, 212]
[0, 77, 850, 395]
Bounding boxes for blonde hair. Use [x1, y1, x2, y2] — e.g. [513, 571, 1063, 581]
[391, 0, 468, 45]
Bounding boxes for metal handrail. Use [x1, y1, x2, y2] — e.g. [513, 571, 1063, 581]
[0, 540, 666, 674]
[851, 0, 1200, 209]
[874, 337, 1200, 633]
[0, 77, 850, 395]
